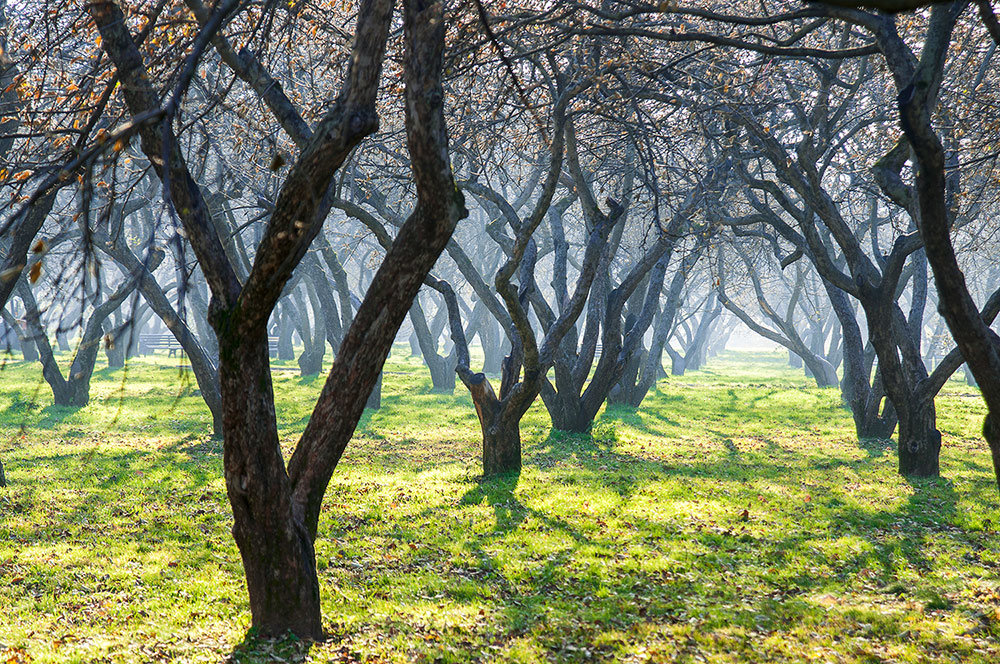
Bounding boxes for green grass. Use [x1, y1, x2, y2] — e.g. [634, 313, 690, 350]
[1, 348, 999, 663]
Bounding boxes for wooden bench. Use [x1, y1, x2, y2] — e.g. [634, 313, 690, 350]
[140, 333, 183, 356]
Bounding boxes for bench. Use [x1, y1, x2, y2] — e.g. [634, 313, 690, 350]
[140, 333, 183, 357]
[141, 334, 281, 357]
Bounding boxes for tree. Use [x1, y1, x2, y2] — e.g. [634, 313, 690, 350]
[26, 0, 470, 638]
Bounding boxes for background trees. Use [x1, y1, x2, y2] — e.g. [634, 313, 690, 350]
[6, 0, 1000, 642]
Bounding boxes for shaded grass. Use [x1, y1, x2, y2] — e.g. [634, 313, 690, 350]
[0, 348, 999, 662]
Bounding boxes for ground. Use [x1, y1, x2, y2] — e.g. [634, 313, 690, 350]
[1, 348, 999, 663]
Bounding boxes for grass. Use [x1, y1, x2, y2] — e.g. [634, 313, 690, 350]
[1, 348, 999, 663]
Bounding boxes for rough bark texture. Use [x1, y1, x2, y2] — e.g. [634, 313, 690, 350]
[895, 1, 1000, 490]
[89, 0, 405, 639]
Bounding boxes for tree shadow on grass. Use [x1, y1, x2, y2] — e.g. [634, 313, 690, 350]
[235, 434, 983, 661]
[34, 404, 83, 429]
[858, 436, 893, 458]
[226, 629, 314, 664]
[459, 470, 525, 534]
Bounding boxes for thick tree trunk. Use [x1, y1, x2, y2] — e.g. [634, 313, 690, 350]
[802, 354, 839, 388]
[607, 349, 643, 407]
[853, 369, 897, 440]
[484, 416, 521, 476]
[21, 336, 38, 362]
[464, 373, 521, 475]
[789, 351, 803, 369]
[545, 389, 594, 433]
[896, 399, 941, 477]
[89, 0, 410, 640]
[218, 331, 323, 639]
[298, 341, 324, 375]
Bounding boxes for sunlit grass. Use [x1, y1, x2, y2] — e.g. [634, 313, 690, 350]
[1, 348, 998, 662]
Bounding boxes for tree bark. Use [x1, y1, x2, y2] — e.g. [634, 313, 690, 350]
[896, 397, 941, 477]
[465, 372, 521, 475]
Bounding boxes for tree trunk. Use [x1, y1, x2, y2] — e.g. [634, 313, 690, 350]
[484, 416, 521, 476]
[296, 286, 326, 377]
[607, 348, 643, 407]
[410, 299, 456, 393]
[669, 349, 685, 376]
[464, 373, 521, 475]
[366, 371, 382, 410]
[896, 398, 941, 477]
[277, 307, 295, 360]
[218, 331, 323, 639]
[104, 319, 126, 370]
[20, 333, 38, 362]
[298, 340, 324, 375]
[545, 390, 593, 433]
[789, 351, 803, 369]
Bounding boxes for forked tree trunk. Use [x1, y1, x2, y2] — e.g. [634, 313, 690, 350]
[465, 373, 521, 475]
[89, 0, 432, 640]
[606, 348, 643, 407]
[298, 342, 324, 375]
[669, 349, 685, 376]
[410, 300, 456, 392]
[545, 391, 594, 433]
[218, 330, 322, 637]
